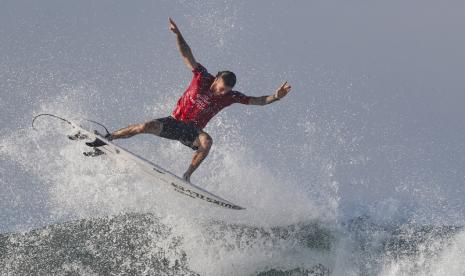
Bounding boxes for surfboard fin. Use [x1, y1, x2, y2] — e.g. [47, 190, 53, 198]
[68, 131, 89, 141]
[83, 148, 105, 157]
[85, 138, 107, 148]
[85, 130, 113, 147]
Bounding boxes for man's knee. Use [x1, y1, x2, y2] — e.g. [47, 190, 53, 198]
[198, 132, 213, 151]
[140, 120, 162, 135]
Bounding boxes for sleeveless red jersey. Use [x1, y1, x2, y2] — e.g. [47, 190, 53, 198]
[171, 64, 251, 129]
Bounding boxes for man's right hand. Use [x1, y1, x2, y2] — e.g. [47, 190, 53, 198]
[169, 18, 180, 35]
[169, 17, 198, 71]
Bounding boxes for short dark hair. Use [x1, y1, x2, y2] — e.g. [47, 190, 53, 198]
[216, 71, 236, 87]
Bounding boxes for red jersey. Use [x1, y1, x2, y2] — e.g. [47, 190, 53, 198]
[171, 64, 251, 129]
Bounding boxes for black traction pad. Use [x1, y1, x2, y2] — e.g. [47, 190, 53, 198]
[83, 148, 105, 157]
[85, 138, 107, 148]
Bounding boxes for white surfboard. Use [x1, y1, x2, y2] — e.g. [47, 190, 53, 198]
[32, 114, 245, 210]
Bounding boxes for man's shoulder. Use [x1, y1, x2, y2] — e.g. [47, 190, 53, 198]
[229, 90, 247, 97]
[227, 91, 251, 104]
[193, 63, 214, 78]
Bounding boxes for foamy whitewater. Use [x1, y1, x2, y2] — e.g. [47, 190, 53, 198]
[1, 1, 465, 275]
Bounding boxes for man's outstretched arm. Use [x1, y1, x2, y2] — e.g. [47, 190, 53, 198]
[248, 81, 292, 105]
[169, 18, 198, 71]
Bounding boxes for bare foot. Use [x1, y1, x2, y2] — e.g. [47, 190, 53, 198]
[182, 172, 191, 182]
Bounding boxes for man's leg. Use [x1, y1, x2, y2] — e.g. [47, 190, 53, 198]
[111, 120, 163, 140]
[182, 132, 213, 182]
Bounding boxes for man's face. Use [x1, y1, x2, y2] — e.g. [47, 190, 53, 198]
[211, 77, 233, 95]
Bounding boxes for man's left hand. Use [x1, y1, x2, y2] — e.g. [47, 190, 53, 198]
[275, 81, 292, 99]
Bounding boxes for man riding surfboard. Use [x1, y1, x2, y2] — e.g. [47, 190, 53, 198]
[95, 18, 292, 182]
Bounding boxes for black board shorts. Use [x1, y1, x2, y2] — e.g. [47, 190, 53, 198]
[155, 116, 201, 150]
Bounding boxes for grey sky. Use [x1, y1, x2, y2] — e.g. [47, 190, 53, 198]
[1, 0, 465, 232]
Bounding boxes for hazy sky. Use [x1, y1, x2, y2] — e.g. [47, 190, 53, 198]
[1, 0, 465, 232]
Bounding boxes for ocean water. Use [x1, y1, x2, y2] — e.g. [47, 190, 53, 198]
[1, 1, 465, 275]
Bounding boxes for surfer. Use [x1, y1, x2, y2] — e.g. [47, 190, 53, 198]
[102, 18, 292, 182]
